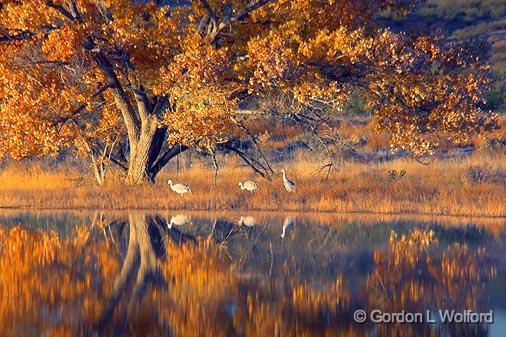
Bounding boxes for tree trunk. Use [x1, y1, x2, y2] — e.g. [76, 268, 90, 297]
[95, 212, 165, 332]
[125, 124, 157, 184]
[124, 120, 188, 184]
[89, 48, 188, 185]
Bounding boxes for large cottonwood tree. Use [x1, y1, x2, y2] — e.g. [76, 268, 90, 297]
[0, 0, 496, 183]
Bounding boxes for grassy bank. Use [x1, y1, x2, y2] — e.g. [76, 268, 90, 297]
[0, 152, 505, 217]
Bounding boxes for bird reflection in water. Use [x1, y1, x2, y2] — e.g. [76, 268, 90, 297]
[281, 216, 295, 238]
[168, 214, 192, 229]
[238, 216, 256, 227]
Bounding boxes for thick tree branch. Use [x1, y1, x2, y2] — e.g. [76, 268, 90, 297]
[207, 0, 275, 43]
[132, 85, 151, 124]
[51, 84, 113, 126]
[0, 31, 34, 42]
[152, 96, 169, 117]
[150, 143, 189, 178]
[0, 23, 63, 43]
[147, 127, 168, 168]
[198, 0, 218, 21]
[85, 41, 141, 147]
[46, 1, 75, 21]
[68, 1, 83, 22]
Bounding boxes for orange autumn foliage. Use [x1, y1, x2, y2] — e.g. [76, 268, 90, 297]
[0, 0, 497, 183]
[0, 219, 498, 337]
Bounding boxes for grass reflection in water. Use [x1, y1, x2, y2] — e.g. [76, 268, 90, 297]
[0, 213, 500, 337]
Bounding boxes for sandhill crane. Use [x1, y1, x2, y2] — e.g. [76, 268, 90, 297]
[239, 180, 259, 192]
[281, 216, 295, 238]
[238, 216, 256, 227]
[168, 179, 192, 195]
[281, 169, 296, 193]
[168, 214, 192, 229]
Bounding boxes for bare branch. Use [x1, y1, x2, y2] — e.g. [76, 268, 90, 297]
[51, 84, 113, 126]
[108, 156, 128, 172]
[32, 60, 70, 66]
[218, 142, 272, 180]
[0, 23, 63, 44]
[46, 1, 75, 21]
[197, 0, 218, 21]
[208, 146, 219, 185]
[0, 31, 34, 42]
[311, 163, 333, 179]
[207, 0, 275, 43]
[95, 0, 112, 22]
[231, 117, 274, 174]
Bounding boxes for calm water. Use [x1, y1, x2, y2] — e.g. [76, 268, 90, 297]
[0, 210, 504, 337]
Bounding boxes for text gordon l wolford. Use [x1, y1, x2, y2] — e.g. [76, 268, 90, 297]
[354, 309, 494, 324]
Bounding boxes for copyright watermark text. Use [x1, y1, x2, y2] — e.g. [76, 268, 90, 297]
[353, 309, 494, 324]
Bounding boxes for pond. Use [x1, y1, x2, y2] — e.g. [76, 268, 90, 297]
[0, 210, 504, 337]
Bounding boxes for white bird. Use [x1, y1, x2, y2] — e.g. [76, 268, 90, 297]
[239, 180, 259, 192]
[167, 179, 192, 195]
[281, 217, 295, 238]
[238, 216, 256, 227]
[168, 214, 192, 229]
[281, 169, 296, 193]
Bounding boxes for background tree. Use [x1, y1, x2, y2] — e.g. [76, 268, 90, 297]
[0, 0, 497, 184]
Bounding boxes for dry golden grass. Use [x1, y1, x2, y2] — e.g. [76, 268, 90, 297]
[0, 152, 505, 217]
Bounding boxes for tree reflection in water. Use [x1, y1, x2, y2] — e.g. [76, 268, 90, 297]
[0, 212, 500, 337]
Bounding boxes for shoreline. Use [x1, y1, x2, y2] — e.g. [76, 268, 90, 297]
[0, 205, 504, 220]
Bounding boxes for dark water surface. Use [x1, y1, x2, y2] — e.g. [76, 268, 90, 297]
[0, 210, 504, 337]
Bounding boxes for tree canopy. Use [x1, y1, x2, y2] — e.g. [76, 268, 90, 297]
[0, 0, 497, 183]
